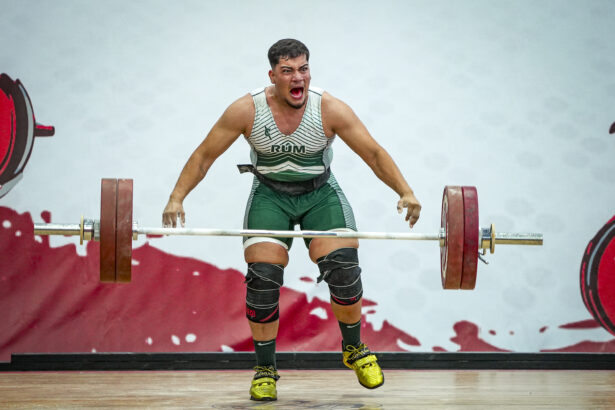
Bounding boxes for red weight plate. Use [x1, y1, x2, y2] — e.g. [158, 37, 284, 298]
[583, 215, 615, 336]
[580, 240, 598, 319]
[0, 85, 16, 176]
[580, 217, 614, 328]
[12, 82, 36, 176]
[115, 179, 133, 283]
[0, 75, 18, 180]
[100, 178, 118, 283]
[440, 186, 464, 289]
[2, 78, 28, 181]
[460, 186, 479, 290]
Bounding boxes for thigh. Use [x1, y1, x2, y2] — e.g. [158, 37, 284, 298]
[301, 174, 358, 252]
[244, 179, 294, 250]
[244, 241, 289, 266]
[309, 237, 358, 263]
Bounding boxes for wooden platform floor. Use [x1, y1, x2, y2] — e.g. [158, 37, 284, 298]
[1, 370, 614, 409]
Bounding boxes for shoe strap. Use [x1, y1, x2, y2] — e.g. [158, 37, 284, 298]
[352, 353, 378, 368]
[253, 377, 277, 386]
[345, 344, 372, 364]
[253, 366, 280, 381]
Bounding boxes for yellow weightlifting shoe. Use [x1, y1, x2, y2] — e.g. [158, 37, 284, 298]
[343, 343, 384, 389]
[249, 365, 280, 401]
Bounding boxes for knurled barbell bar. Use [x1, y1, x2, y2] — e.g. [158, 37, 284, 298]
[33, 178, 543, 288]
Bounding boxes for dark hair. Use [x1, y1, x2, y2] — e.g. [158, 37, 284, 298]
[268, 39, 310, 68]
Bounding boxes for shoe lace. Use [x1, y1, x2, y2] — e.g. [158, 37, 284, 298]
[345, 343, 376, 368]
[253, 365, 280, 381]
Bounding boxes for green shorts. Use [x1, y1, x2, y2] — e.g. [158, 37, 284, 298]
[243, 172, 357, 250]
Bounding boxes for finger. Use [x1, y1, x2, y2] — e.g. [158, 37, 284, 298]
[397, 200, 403, 214]
[405, 206, 411, 222]
[162, 213, 171, 227]
[410, 208, 421, 228]
[180, 211, 186, 228]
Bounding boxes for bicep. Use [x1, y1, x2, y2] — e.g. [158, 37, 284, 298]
[328, 98, 384, 165]
[193, 96, 252, 164]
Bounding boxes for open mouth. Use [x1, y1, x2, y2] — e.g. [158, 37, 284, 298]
[290, 87, 304, 99]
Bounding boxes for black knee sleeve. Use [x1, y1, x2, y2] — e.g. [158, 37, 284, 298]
[316, 248, 363, 306]
[244, 263, 284, 323]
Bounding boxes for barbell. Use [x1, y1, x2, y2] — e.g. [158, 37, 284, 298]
[33, 178, 543, 289]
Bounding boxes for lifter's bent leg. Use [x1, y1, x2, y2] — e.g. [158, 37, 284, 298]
[309, 237, 384, 389]
[244, 241, 287, 401]
[310, 237, 362, 325]
[310, 238, 363, 346]
[244, 242, 288, 341]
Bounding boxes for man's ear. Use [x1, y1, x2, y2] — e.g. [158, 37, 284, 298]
[268, 69, 275, 84]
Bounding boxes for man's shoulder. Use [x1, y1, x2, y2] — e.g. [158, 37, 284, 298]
[223, 93, 255, 124]
[250, 87, 266, 97]
[320, 91, 356, 132]
[309, 86, 324, 96]
[320, 90, 350, 113]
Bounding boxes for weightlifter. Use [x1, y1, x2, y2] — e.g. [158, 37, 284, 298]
[162, 39, 421, 401]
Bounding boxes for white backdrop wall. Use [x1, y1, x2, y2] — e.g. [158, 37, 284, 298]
[2, 0, 614, 352]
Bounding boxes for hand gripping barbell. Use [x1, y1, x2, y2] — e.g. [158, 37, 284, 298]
[33, 178, 543, 289]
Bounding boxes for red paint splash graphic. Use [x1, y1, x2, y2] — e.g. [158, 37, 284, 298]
[559, 319, 601, 330]
[0, 206, 613, 362]
[450, 321, 510, 352]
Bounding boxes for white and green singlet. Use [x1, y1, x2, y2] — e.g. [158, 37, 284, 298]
[247, 86, 333, 182]
[243, 86, 357, 250]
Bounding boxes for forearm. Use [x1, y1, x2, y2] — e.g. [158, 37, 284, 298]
[169, 152, 212, 202]
[369, 148, 414, 197]
[163, 94, 249, 228]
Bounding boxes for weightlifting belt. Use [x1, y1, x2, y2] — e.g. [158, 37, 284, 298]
[237, 164, 330, 196]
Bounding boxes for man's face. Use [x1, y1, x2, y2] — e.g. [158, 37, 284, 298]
[269, 54, 311, 109]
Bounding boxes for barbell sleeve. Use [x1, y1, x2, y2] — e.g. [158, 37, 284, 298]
[489, 232, 543, 246]
[34, 223, 82, 237]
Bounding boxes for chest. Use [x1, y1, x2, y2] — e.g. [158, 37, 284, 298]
[268, 105, 305, 136]
[250, 102, 331, 156]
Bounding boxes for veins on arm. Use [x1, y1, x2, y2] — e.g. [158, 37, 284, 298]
[323, 93, 412, 197]
[169, 94, 253, 201]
